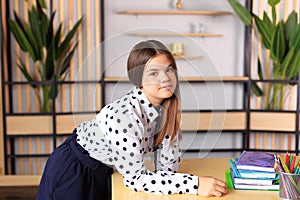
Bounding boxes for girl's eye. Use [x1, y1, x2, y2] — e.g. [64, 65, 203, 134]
[149, 72, 158, 76]
[166, 67, 175, 73]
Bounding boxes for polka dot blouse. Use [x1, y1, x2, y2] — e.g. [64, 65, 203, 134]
[76, 87, 199, 195]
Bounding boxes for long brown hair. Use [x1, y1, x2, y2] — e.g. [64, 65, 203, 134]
[127, 40, 182, 146]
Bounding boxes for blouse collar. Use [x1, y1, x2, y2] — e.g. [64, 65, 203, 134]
[131, 87, 160, 123]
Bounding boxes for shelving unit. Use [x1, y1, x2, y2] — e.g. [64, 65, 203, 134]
[119, 9, 229, 56]
[114, 8, 237, 82]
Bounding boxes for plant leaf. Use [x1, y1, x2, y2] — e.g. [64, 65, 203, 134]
[23, 22, 41, 60]
[28, 6, 43, 47]
[288, 50, 300, 79]
[268, 0, 280, 7]
[228, 0, 252, 25]
[45, 40, 55, 80]
[40, 9, 49, 46]
[252, 58, 264, 97]
[17, 62, 37, 88]
[54, 24, 62, 50]
[8, 19, 27, 51]
[270, 21, 286, 62]
[8, 19, 37, 61]
[284, 11, 297, 47]
[254, 15, 272, 49]
[37, 0, 47, 9]
[289, 24, 300, 51]
[57, 17, 83, 57]
[262, 12, 274, 33]
[59, 43, 78, 77]
[12, 11, 41, 59]
[46, 12, 56, 49]
[280, 47, 295, 77]
[13, 11, 26, 33]
[252, 82, 263, 96]
[257, 58, 264, 80]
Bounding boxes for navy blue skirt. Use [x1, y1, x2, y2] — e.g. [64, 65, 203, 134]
[36, 129, 113, 200]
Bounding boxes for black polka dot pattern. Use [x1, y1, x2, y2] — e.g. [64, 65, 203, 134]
[75, 87, 199, 195]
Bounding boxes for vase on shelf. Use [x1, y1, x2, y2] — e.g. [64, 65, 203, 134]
[170, 0, 182, 10]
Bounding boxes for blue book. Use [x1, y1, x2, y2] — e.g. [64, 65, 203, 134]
[235, 151, 276, 172]
[230, 169, 277, 186]
[227, 170, 279, 191]
[233, 183, 279, 191]
[238, 169, 277, 179]
[229, 158, 277, 179]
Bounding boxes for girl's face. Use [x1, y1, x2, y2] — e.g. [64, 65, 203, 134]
[141, 54, 177, 106]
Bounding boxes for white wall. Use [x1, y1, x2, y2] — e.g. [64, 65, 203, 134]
[103, 0, 246, 158]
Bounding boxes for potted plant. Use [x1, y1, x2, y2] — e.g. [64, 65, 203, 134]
[8, 0, 83, 112]
[228, 0, 300, 110]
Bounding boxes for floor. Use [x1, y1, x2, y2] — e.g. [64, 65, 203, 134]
[0, 187, 38, 200]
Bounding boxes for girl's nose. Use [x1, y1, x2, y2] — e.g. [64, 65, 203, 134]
[160, 72, 170, 82]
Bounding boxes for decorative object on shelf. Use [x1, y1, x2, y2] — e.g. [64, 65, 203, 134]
[191, 22, 205, 33]
[8, 0, 83, 112]
[170, 43, 184, 56]
[175, 0, 182, 9]
[170, 0, 182, 10]
[228, 0, 300, 110]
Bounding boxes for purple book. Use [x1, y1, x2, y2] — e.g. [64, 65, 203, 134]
[235, 151, 276, 172]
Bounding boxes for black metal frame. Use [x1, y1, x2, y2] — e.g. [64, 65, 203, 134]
[243, 0, 253, 151]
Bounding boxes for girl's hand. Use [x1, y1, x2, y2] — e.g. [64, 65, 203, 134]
[197, 176, 228, 197]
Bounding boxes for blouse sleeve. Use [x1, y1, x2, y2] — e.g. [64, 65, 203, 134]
[103, 112, 199, 195]
[156, 133, 181, 172]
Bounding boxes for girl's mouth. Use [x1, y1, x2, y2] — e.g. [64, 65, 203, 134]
[160, 85, 173, 89]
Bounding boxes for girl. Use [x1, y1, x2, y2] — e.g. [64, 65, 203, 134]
[36, 40, 228, 200]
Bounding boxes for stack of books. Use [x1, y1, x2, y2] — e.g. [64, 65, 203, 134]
[226, 151, 279, 190]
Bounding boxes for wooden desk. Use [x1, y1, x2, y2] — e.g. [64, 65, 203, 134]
[112, 158, 280, 200]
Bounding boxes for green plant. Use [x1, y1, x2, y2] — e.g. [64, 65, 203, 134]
[8, 0, 83, 112]
[228, 0, 300, 110]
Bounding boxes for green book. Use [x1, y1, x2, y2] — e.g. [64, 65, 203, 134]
[225, 169, 234, 189]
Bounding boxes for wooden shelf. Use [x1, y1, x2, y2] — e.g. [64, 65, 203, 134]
[104, 76, 249, 82]
[6, 114, 95, 135]
[117, 10, 232, 15]
[181, 111, 246, 131]
[127, 33, 223, 37]
[250, 112, 296, 132]
[0, 175, 41, 186]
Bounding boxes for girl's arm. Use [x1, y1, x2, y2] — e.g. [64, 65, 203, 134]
[156, 133, 228, 197]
